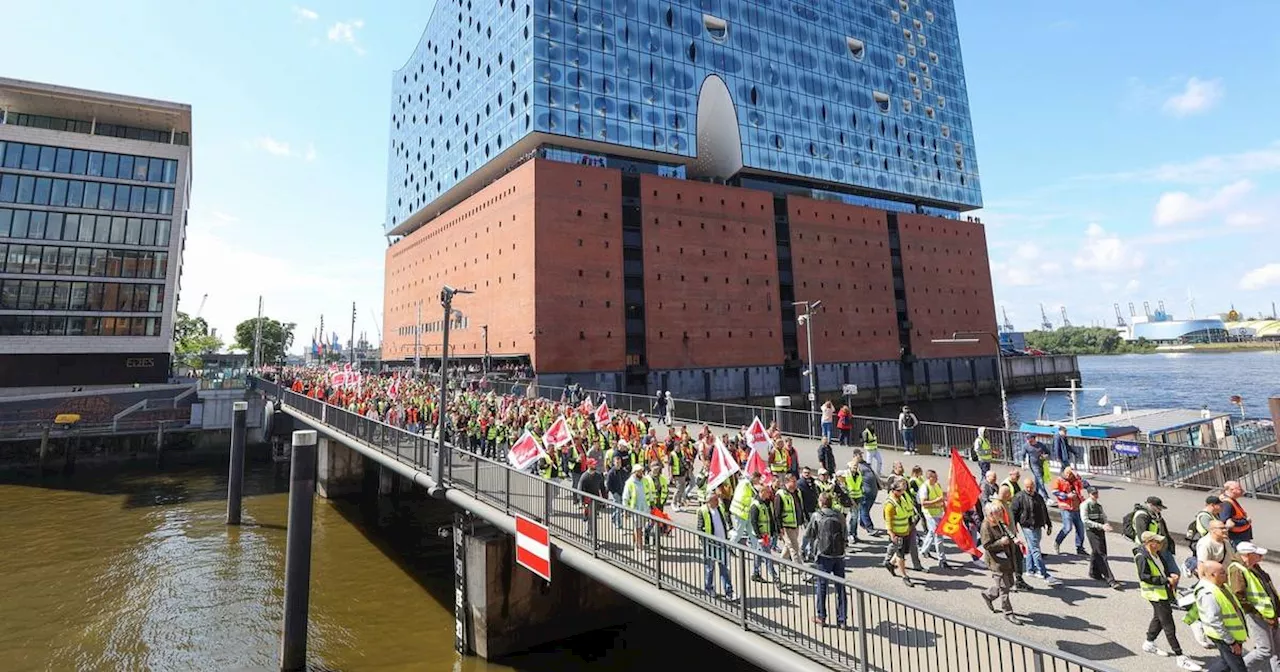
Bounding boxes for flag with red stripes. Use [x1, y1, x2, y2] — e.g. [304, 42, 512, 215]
[515, 514, 551, 581]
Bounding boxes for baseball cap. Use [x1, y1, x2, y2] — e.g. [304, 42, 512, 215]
[1145, 496, 1166, 509]
[1205, 495, 1222, 505]
[1237, 542, 1269, 556]
[817, 468, 829, 475]
[1140, 531, 1166, 544]
[631, 464, 646, 473]
[1086, 486, 1099, 495]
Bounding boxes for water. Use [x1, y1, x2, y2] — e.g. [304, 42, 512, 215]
[871, 350, 1280, 428]
[0, 456, 755, 672]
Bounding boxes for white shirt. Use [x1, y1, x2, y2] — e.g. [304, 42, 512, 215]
[708, 506, 727, 538]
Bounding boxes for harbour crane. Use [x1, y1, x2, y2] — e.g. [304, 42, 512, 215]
[1039, 303, 1054, 331]
[369, 309, 383, 344]
[1128, 302, 1137, 318]
[195, 293, 208, 319]
[1143, 301, 1152, 319]
[1060, 306, 1072, 328]
[999, 306, 1015, 333]
[1114, 303, 1127, 328]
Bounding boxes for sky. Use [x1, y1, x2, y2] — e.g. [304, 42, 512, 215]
[1, 0, 1277, 348]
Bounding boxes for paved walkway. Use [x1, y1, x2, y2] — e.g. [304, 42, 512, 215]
[649, 420, 1280, 672]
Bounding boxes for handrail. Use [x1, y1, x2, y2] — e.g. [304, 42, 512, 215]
[257, 375, 1113, 672]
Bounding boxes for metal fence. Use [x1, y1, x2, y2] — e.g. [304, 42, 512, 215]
[257, 376, 1110, 672]
[482, 379, 1280, 499]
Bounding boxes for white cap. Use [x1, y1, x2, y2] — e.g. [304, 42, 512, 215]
[1237, 542, 1268, 556]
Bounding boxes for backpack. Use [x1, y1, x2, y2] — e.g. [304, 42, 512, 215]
[1122, 505, 1140, 540]
[813, 511, 846, 557]
[1185, 511, 1210, 550]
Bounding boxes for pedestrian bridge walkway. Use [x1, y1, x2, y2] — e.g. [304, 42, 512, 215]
[254, 377, 1104, 672]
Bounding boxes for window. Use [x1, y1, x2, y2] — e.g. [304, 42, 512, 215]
[846, 37, 866, 60]
[102, 153, 120, 179]
[703, 14, 728, 41]
[54, 148, 72, 174]
[16, 175, 35, 204]
[873, 91, 891, 113]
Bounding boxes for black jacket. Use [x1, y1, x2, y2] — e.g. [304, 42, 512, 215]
[797, 477, 819, 515]
[578, 470, 607, 498]
[1011, 490, 1052, 531]
[809, 508, 847, 557]
[1135, 546, 1175, 587]
[605, 467, 628, 495]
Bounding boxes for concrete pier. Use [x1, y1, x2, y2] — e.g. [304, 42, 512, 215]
[316, 437, 364, 499]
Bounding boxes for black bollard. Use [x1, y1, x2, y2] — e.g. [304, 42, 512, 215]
[226, 401, 249, 524]
[280, 430, 317, 672]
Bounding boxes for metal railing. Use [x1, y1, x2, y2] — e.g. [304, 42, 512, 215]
[483, 379, 1280, 499]
[257, 376, 1110, 672]
[0, 416, 196, 442]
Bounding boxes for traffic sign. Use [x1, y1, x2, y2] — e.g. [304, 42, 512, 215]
[515, 514, 551, 582]
[842, 384, 858, 396]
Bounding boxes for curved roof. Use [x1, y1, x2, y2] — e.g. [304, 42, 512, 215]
[1225, 320, 1280, 338]
[1131, 318, 1225, 340]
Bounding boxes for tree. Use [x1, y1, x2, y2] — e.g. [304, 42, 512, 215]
[1024, 326, 1156, 355]
[235, 317, 296, 365]
[174, 310, 223, 370]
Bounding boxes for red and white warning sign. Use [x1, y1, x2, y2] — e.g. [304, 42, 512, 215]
[515, 514, 551, 582]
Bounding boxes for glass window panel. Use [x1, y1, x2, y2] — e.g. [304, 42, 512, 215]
[145, 317, 158, 336]
[102, 153, 120, 179]
[29, 315, 49, 336]
[18, 280, 37, 309]
[0, 174, 17, 202]
[2, 142, 22, 168]
[121, 251, 138, 278]
[48, 315, 68, 335]
[69, 282, 87, 310]
[90, 249, 107, 275]
[155, 220, 171, 246]
[100, 317, 115, 334]
[28, 211, 46, 239]
[32, 177, 52, 205]
[82, 181, 100, 209]
[0, 208, 9, 236]
[16, 175, 36, 203]
[129, 186, 144, 213]
[57, 248, 74, 275]
[67, 316, 85, 336]
[54, 148, 72, 173]
[23, 245, 41, 273]
[87, 151, 104, 176]
[116, 317, 133, 336]
[137, 251, 154, 278]
[21, 144, 40, 170]
[153, 252, 168, 279]
[86, 282, 104, 310]
[0, 244, 4, 270]
[159, 189, 173, 215]
[52, 281, 70, 310]
[92, 215, 109, 243]
[40, 246, 58, 274]
[35, 280, 54, 309]
[50, 178, 68, 206]
[74, 248, 91, 276]
[134, 158, 149, 181]
[115, 283, 132, 311]
[11, 210, 29, 238]
[102, 283, 119, 311]
[163, 160, 177, 183]
[131, 317, 146, 336]
[125, 218, 141, 245]
[46, 213, 63, 240]
[71, 150, 88, 175]
[134, 285, 150, 312]
[66, 179, 84, 208]
[37, 146, 56, 171]
[0, 279, 15, 308]
[147, 158, 164, 183]
[110, 217, 125, 244]
[105, 249, 122, 277]
[83, 317, 100, 335]
[112, 185, 128, 212]
[5, 244, 23, 273]
[63, 214, 79, 241]
[148, 284, 162, 312]
[98, 183, 115, 210]
[117, 156, 135, 181]
[140, 219, 155, 245]
[143, 187, 160, 214]
[80, 215, 97, 242]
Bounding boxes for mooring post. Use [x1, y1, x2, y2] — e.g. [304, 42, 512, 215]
[280, 429, 317, 672]
[226, 401, 249, 525]
[38, 425, 50, 474]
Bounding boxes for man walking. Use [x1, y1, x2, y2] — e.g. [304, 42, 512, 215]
[1196, 560, 1246, 672]
[1012, 477, 1060, 586]
[862, 422, 882, 474]
[882, 480, 917, 587]
[980, 501, 1018, 623]
[1138, 531, 1202, 670]
[918, 469, 950, 570]
[1081, 486, 1120, 589]
[622, 463, 651, 556]
[606, 455, 628, 528]
[773, 475, 806, 564]
[809, 492, 848, 628]
[898, 406, 919, 456]
[730, 473, 762, 544]
[1053, 466, 1087, 555]
[974, 426, 994, 479]
[1228, 543, 1279, 672]
[695, 490, 734, 600]
[857, 453, 882, 537]
[1220, 481, 1253, 547]
[1053, 425, 1079, 470]
[817, 436, 836, 476]
[748, 484, 781, 585]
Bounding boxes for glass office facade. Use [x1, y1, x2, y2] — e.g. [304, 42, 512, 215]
[387, 0, 981, 232]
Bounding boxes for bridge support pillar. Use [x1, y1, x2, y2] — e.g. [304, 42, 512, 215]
[316, 437, 364, 499]
[458, 522, 634, 659]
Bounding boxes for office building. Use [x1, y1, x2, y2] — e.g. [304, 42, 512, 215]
[0, 78, 191, 387]
[383, 0, 997, 400]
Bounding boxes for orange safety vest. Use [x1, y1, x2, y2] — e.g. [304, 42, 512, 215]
[1225, 497, 1252, 534]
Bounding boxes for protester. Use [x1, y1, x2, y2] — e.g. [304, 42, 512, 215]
[578, 458, 607, 521]
[774, 475, 806, 564]
[1012, 477, 1060, 586]
[1227, 543, 1279, 671]
[623, 464, 651, 556]
[729, 472, 762, 544]
[695, 491, 734, 600]
[898, 406, 919, 456]
[749, 484, 782, 586]
[606, 455, 628, 529]
[1138, 531, 1202, 670]
[1053, 425, 1079, 470]
[882, 480, 916, 587]
[1053, 466, 1087, 555]
[1024, 435, 1051, 501]
[1081, 487, 1121, 589]
[1133, 496, 1174, 555]
[979, 501, 1019, 622]
[1195, 560, 1244, 672]
[973, 426, 994, 479]
[809, 492, 848, 628]
[862, 422, 882, 474]
[1220, 482, 1253, 546]
[917, 469, 950, 570]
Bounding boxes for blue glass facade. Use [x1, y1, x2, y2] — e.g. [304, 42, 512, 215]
[388, 0, 981, 234]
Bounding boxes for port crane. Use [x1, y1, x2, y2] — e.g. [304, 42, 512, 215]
[1059, 306, 1072, 328]
[1039, 303, 1054, 331]
[1114, 303, 1127, 327]
[999, 306, 1015, 333]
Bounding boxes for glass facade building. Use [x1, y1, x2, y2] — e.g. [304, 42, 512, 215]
[388, 0, 981, 234]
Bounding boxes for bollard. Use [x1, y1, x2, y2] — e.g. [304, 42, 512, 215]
[226, 402, 249, 525]
[38, 426, 50, 474]
[280, 430, 317, 672]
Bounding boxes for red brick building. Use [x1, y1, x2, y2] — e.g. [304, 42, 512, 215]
[384, 156, 997, 402]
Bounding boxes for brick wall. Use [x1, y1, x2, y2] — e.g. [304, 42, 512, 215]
[897, 213, 997, 358]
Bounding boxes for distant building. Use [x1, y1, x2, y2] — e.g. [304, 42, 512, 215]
[0, 78, 191, 387]
[1126, 317, 1228, 344]
[383, 1, 998, 400]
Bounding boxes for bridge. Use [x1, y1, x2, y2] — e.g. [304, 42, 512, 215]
[253, 377, 1106, 672]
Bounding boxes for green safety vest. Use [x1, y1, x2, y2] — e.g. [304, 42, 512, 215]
[749, 499, 773, 537]
[697, 505, 721, 537]
[777, 490, 799, 528]
[884, 496, 912, 535]
[646, 474, 669, 508]
[730, 480, 755, 520]
[923, 481, 944, 517]
[1233, 562, 1277, 620]
[487, 423, 498, 440]
[1203, 583, 1250, 642]
[862, 428, 878, 451]
[670, 448, 684, 476]
[842, 471, 862, 499]
[540, 457, 557, 479]
[975, 437, 992, 462]
[816, 480, 840, 511]
[770, 448, 789, 473]
[1138, 555, 1170, 602]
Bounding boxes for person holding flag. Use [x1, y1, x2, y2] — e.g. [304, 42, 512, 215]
[749, 484, 782, 586]
[696, 490, 734, 601]
[730, 472, 763, 544]
[918, 469, 951, 570]
[623, 463, 651, 557]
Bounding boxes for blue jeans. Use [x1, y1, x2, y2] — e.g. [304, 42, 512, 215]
[902, 427, 916, 452]
[610, 492, 623, 527]
[751, 536, 778, 579]
[1056, 510, 1084, 549]
[859, 496, 876, 532]
[815, 555, 847, 624]
[978, 461, 991, 480]
[1022, 529, 1051, 578]
[847, 504, 861, 539]
[1031, 469, 1050, 500]
[867, 450, 883, 474]
[821, 421, 833, 440]
[703, 540, 733, 596]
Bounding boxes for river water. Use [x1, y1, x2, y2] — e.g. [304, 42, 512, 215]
[0, 456, 754, 672]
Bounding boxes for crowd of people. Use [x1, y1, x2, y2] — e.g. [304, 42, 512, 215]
[267, 367, 1277, 672]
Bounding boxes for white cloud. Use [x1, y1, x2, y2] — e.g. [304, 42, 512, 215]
[1162, 77, 1224, 117]
[304, 144, 318, 162]
[1240, 264, 1280, 291]
[292, 6, 318, 21]
[1125, 279, 1141, 293]
[327, 19, 366, 54]
[211, 211, 240, 224]
[1074, 223, 1143, 273]
[990, 242, 1061, 288]
[1152, 179, 1253, 226]
[1078, 142, 1280, 185]
[254, 137, 293, 157]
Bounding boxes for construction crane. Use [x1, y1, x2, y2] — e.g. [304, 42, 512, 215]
[1060, 306, 1072, 328]
[195, 293, 208, 319]
[1114, 303, 1127, 328]
[999, 306, 1015, 333]
[369, 309, 383, 343]
[1128, 302, 1137, 318]
[1039, 303, 1054, 331]
[1143, 301, 1152, 319]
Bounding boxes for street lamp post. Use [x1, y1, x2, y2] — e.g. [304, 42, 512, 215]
[434, 285, 473, 485]
[794, 299, 823, 436]
[931, 331, 1009, 430]
[481, 325, 489, 377]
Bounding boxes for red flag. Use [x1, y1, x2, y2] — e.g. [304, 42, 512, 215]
[579, 395, 593, 414]
[707, 436, 741, 490]
[940, 449, 983, 558]
[744, 416, 773, 484]
[541, 415, 573, 449]
[593, 401, 611, 430]
[508, 430, 545, 470]
[387, 377, 400, 399]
